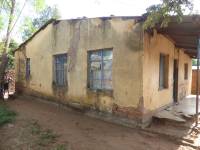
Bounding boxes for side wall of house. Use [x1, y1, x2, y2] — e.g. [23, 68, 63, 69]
[15, 18, 145, 121]
[143, 32, 192, 113]
[15, 24, 54, 95]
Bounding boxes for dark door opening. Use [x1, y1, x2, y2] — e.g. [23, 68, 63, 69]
[173, 59, 178, 103]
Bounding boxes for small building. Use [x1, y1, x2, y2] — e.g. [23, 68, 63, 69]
[15, 16, 200, 126]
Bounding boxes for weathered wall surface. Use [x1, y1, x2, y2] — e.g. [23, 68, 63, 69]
[143, 32, 192, 112]
[15, 17, 192, 123]
[178, 50, 192, 100]
[15, 17, 144, 118]
[15, 24, 54, 95]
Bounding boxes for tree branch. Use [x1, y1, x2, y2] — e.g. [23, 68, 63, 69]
[9, 0, 27, 34]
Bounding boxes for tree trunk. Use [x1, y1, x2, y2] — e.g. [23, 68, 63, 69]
[0, 0, 15, 92]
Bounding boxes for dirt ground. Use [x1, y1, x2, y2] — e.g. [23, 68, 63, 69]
[0, 96, 198, 150]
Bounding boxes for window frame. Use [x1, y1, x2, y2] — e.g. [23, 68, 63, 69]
[87, 48, 113, 91]
[159, 53, 169, 90]
[53, 53, 68, 87]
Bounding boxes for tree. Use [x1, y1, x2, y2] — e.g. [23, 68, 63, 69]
[7, 39, 18, 69]
[0, 0, 45, 93]
[0, 39, 18, 69]
[21, 5, 60, 41]
[192, 59, 197, 66]
[0, 0, 16, 88]
[143, 0, 193, 29]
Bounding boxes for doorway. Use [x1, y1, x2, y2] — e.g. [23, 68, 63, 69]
[173, 59, 178, 103]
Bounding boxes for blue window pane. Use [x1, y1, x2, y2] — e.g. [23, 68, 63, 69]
[89, 49, 113, 90]
[90, 79, 101, 89]
[102, 80, 112, 90]
[89, 51, 102, 61]
[103, 50, 113, 60]
[90, 70, 101, 80]
[103, 70, 112, 80]
[90, 61, 101, 70]
[54, 54, 67, 86]
[103, 60, 112, 70]
[26, 58, 30, 79]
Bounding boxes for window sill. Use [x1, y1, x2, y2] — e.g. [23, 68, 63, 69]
[158, 87, 168, 91]
[87, 88, 113, 97]
[52, 82, 67, 88]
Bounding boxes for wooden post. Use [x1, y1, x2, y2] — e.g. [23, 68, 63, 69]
[196, 38, 200, 126]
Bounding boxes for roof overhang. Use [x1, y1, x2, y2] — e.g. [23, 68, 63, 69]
[156, 15, 200, 58]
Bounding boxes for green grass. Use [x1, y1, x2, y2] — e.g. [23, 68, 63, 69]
[54, 144, 67, 150]
[30, 121, 41, 135]
[0, 105, 16, 126]
[37, 129, 58, 146]
[28, 120, 59, 147]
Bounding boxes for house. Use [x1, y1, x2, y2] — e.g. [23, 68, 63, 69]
[14, 16, 200, 126]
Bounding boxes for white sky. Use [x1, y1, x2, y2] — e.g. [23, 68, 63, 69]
[48, 0, 161, 19]
[46, 0, 200, 19]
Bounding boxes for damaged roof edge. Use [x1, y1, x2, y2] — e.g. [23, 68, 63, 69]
[14, 19, 56, 52]
[15, 15, 200, 53]
[14, 16, 145, 52]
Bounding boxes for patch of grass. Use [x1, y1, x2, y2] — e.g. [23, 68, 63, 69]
[54, 144, 67, 150]
[30, 121, 41, 135]
[0, 105, 16, 126]
[37, 129, 57, 146]
[26, 120, 59, 147]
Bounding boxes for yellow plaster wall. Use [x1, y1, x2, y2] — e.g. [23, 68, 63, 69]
[15, 17, 144, 112]
[26, 24, 54, 96]
[143, 32, 192, 111]
[178, 50, 192, 100]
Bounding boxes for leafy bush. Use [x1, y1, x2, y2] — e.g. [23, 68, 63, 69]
[0, 105, 16, 126]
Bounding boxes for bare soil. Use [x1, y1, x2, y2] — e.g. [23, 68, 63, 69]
[0, 96, 198, 150]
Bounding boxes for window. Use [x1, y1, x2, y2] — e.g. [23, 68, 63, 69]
[54, 54, 67, 86]
[26, 58, 30, 79]
[88, 49, 113, 90]
[159, 54, 169, 90]
[184, 63, 188, 80]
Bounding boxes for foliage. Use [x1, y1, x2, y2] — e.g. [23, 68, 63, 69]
[0, 0, 46, 34]
[33, 0, 46, 12]
[21, 5, 60, 41]
[0, 105, 16, 126]
[0, 0, 46, 86]
[0, 16, 3, 31]
[0, 39, 18, 68]
[143, 0, 193, 29]
[192, 59, 197, 66]
[7, 39, 18, 68]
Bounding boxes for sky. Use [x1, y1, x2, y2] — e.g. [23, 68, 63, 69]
[46, 0, 200, 19]
[11, 0, 200, 42]
[47, 0, 161, 19]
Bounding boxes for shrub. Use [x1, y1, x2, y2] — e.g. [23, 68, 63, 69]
[0, 105, 16, 126]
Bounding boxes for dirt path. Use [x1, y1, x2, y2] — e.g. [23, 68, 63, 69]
[0, 96, 196, 150]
